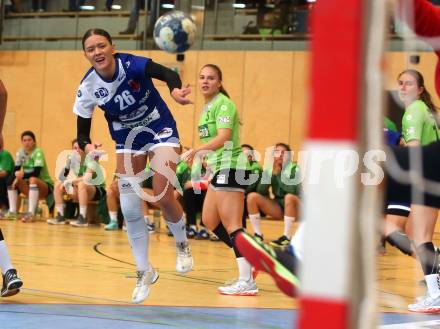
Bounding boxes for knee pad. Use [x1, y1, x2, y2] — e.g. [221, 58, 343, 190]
[118, 178, 142, 223]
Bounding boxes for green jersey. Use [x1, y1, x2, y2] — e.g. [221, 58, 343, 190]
[198, 93, 242, 173]
[15, 147, 53, 186]
[246, 160, 263, 194]
[63, 153, 105, 187]
[0, 150, 14, 174]
[64, 153, 86, 178]
[384, 117, 398, 132]
[176, 160, 191, 189]
[256, 161, 301, 199]
[402, 100, 439, 145]
[83, 156, 105, 187]
[142, 164, 153, 189]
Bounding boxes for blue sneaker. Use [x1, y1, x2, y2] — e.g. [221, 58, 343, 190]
[186, 227, 197, 239]
[104, 221, 118, 231]
[147, 223, 155, 234]
[195, 228, 209, 240]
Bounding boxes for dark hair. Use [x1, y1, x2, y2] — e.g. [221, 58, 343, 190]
[82, 28, 112, 50]
[398, 69, 439, 114]
[275, 142, 291, 152]
[71, 138, 78, 146]
[241, 144, 254, 150]
[201, 64, 230, 98]
[21, 130, 36, 142]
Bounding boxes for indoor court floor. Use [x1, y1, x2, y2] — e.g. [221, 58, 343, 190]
[0, 218, 439, 328]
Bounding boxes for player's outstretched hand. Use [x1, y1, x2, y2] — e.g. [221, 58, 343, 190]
[171, 85, 192, 105]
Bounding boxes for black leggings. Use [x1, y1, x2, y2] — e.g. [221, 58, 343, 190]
[0, 176, 9, 208]
[183, 188, 206, 226]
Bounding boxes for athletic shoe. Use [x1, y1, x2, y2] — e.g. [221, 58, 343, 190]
[147, 223, 155, 234]
[1, 269, 23, 297]
[408, 293, 440, 313]
[104, 221, 118, 231]
[270, 235, 290, 248]
[132, 269, 159, 304]
[176, 241, 193, 273]
[3, 212, 18, 220]
[21, 212, 35, 223]
[70, 214, 88, 227]
[254, 233, 264, 243]
[235, 231, 299, 298]
[218, 278, 258, 296]
[210, 233, 220, 241]
[195, 228, 209, 240]
[186, 227, 197, 239]
[47, 214, 66, 225]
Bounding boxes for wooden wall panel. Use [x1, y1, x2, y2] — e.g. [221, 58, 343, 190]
[0, 51, 46, 157]
[41, 51, 91, 180]
[384, 51, 408, 91]
[241, 51, 293, 159]
[290, 51, 309, 158]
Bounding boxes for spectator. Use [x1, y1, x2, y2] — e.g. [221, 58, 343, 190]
[6, 130, 54, 222]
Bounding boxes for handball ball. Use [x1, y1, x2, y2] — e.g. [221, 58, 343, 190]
[153, 11, 196, 53]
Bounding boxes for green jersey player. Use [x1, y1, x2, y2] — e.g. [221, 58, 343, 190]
[182, 64, 258, 296]
[7, 131, 53, 222]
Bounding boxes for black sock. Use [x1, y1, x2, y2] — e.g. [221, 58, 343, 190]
[385, 231, 414, 257]
[213, 223, 233, 248]
[230, 228, 245, 258]
[0, 228, 3, 241]
[416, 242, 438, 275]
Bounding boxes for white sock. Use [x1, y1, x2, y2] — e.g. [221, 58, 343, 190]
[291, 222, 305, 261]
[425, 274, 440, 298]
[79, 205, 87, 218]
[144, 215, 152, 225]
[28, 184, 39, 214]
[249, 213, 262, 236]
[283, 216, 295, 238]
[109, 211, 118, 224]
[237, 257, 252, 281]
[7, 189, 17, 213]
[119, 178, 150, 272]
[166, 215, 187, 243]
[0, 239, 13, 274]
[56, 204, 64, 216]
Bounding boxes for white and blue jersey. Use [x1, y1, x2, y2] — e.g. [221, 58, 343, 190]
[73, 53, 180, 152]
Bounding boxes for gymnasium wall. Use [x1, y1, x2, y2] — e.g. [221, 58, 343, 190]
[0, 50, 437, 185]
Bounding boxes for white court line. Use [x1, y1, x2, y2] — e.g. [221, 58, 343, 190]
[380, 320, 440, 328]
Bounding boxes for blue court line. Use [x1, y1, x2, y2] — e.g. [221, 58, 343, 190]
[0, 305, 293, 329]
[0, 305, 439, 329]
